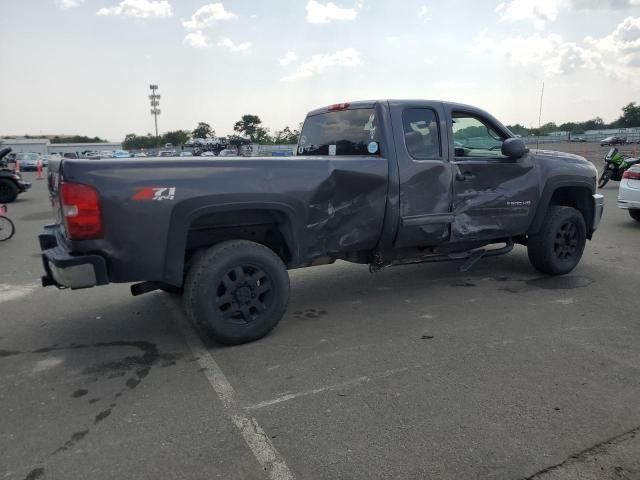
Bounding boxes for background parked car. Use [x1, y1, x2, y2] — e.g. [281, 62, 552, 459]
[112, 150, 131, 158]
[601, 136, 626, 146]
[42, 154, 61, 166]
[84, 151, 100, 159]
[134, 152, 148, 157]
[17, 152, 41, 171]
[570, 136, 587, 142]
[179, 151, 193, 157]
[618, 164, 640, 221]
[201, 151, 217, 157]
[100, 150, 114, 159]
[159, 150, 178, 157]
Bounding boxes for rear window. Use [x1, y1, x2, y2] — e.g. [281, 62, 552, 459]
[298, 108, 380, 156]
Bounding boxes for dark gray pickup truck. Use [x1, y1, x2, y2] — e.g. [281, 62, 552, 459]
[40, 100, 604, 344]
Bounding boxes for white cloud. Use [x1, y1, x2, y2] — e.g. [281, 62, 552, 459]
[496, 0, 640, 29]
[279, 51, 299, 66]
[182, 3, 237, 30]
[281, 48, 362, 81]
[418, 5, 429, 18]
[97, 0, 172, 18]
[183, 30, 211, 48]
[495, 0, 564, 30]
[217, 37, 252, 54]
[587, 16, 640, 67]
[472, 30, 601, 75]
[306, 0, 358, 24]
[57, 0, 84, 9]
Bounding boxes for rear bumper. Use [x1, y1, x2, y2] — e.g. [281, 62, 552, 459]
[592, 193, 604, 233]
[18, 181, 31, 193]
[39, 225, 109, 289]
[618, 180, 640, 210]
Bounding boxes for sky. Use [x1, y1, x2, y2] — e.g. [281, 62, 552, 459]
[1, 0, 639, 141]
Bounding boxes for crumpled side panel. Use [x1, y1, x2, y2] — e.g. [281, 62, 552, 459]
[305, 166, 388, 259]
[451, 162, 538, 241]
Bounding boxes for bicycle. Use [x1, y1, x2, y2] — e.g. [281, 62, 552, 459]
[0, 204, 15, 241]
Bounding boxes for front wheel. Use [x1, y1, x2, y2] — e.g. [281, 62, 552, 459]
[0, 216, 15, 241]
[598, 169, 612, 188]
[630, 209, 640, 222]
[527, 206, 587, 275]
[184, 240, 289, 345]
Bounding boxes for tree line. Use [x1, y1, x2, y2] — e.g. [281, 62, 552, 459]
[123, 114, 300, 151]
[507, 102, 640, 137]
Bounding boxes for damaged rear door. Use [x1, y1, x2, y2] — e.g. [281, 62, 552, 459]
[447, 108, 539, 241]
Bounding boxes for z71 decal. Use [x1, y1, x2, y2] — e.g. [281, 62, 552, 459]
[132, 187, 176, 201]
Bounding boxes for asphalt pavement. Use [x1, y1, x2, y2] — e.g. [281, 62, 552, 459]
[1, 145, 640, 480]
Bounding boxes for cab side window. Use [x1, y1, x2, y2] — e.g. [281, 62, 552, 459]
[452, 113, 506, 158]
[402, 108, 442, 160]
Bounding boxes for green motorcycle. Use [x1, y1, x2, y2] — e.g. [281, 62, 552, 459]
[598, 148, 640, 188]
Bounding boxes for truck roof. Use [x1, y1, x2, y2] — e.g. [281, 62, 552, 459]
[306, 99, 486, 117]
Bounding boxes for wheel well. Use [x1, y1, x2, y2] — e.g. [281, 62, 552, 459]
[549, 186, 594, 238]
[184, 209, 293, 267]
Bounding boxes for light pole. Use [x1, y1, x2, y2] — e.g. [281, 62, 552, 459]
[149, 84, 161, 141]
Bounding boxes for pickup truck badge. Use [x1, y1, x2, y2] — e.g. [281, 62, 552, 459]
[329, 144, 336, 156]
[132, 187, 176, 201]
[368, 142, 378, 154]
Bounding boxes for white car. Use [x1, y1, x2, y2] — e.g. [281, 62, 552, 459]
[201, 151, 217, 157]
[100, 150, 114, 158]
[134, 152, 148, 158]
[618, 164, 640, 221]
[179, 151, 193, 157]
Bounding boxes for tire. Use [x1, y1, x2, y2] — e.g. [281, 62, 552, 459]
[527, 206, 587, 275]
[0, 180, 18, 203]
[598, 169, 612, 188]
[184, 240, 289, 345]
[630, 209, 640, 222]
[0, 216, 15, 241]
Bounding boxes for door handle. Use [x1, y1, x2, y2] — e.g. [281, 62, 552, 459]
[456, 171, 475, 181]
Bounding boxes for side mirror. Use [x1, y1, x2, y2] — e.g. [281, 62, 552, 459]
[502, 137, 529, 159]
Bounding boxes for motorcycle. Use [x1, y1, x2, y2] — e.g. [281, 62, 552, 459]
[598, 147, 640, 188]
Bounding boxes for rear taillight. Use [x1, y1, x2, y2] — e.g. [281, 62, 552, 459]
[623, 169, 640, 180]
[61, 182, 103, 240]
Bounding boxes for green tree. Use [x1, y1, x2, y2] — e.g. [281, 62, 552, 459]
[162, 130, 191, 147]
[273, 126, 299, 144]
[192, 122, 215, 139]
[51, 135, 106, 144]
[614, 102, 640, 128]
[506, 124, 529, 136]
[123, 133, 159, 150]
[233, 114, 269, 143]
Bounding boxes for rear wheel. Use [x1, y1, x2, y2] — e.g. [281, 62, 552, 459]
[0, 180, 18, 203]
[184, 240, 289, 345]
[629, 209, 640, 222]
[0, 216, 15, 241]
[527, 206, 587, 275]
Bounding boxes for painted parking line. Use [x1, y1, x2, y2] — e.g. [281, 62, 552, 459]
[162, 297, 295, 480]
